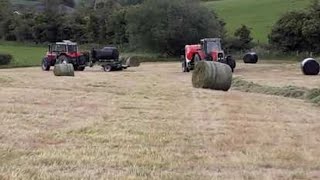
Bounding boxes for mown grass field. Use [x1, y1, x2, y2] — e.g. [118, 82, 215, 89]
[0, 61, 320, 179]
[204, 0, 310, 43]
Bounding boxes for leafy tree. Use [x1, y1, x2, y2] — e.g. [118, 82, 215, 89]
[0, 0, 11, 38]
[269, 0, 320, 53]
[126, 0, 225, 55]
[118, 0, 144, 5]
[269, 11, 308, 52]
[234, 25, 253, 49]
[62, 0, 76, 7]
[107, 8, 128, 46]
[301, 0, 320, 52]
[14, 12, 36, 41]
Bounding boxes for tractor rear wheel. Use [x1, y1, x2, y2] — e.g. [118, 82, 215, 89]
[78, 66, 85, 71]
[103, 65, 112, 72]
[41, 58, 50, 71]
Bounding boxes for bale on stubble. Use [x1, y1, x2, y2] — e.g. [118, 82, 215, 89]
[53, 63, 75, 77]
[243, 52, 258, 64]
[301, 58, 320, 75]
[125, 56, 140, 67]
[192, 61, 233, 91]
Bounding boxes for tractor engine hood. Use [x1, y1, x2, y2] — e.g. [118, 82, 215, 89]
[66, 52, 82, 58]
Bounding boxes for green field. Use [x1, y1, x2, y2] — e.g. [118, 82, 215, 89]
[204, 0, 310, 43]
[0, 43, 46, 67]
[11, 0, 40, 6]
[0, 43, 165, 68]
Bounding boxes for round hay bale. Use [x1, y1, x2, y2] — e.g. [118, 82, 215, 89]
[126, 56, 140, 67]
[119, 56, 128, 65]
[243, 52, 258, 64]
[53, 63, 75, 77]
[301, 58, 320, 75]
[192, 61, 232, 91]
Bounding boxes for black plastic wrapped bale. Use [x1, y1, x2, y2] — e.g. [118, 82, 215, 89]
[243, 52, 258, 64]
[192, 61, 232, 91]
[92, 47, 119, 60]
[301, 58, 320, 75]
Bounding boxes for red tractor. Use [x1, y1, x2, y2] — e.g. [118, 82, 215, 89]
[181, 38, 236, 72]
[41, 40, 88, 71]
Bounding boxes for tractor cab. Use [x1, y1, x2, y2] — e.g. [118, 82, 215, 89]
[200, 38, 222, 53]
[48, 40, 79, 55]
[200, 38, 224, 61]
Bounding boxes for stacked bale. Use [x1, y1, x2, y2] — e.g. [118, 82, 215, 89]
[301, 58, 320, 75]
[243, 52, 258, 64]
[192, 61, 232, 91]
[53, 63, 75, 76]
[126, 56, 141, 67]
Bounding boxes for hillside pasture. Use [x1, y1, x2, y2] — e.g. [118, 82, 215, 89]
[0, 61, 319, 179]
[205, 0, 310, 42]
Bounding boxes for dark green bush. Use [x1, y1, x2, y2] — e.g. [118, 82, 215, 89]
[0, 53, 13, 65]
[126, 0, 225, 55]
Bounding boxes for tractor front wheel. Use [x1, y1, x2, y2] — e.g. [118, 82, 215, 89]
[182, 61, 189, 72]
[226, 56, 236, 72]
[74, 66, 85, 71]
[41, 58, 50, 71]
[194, 54, 201, 64]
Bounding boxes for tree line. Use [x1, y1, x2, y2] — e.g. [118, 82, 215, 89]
[0, 0, 256, 55]
[269, 0, 320, 54]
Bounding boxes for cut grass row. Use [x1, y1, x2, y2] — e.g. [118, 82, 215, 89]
[232, 77, 320, 106]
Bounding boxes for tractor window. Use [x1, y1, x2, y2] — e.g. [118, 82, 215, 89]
[206, 41, 221, 52]
[52, 45, 67, 52]
[67, 45, 77, 53]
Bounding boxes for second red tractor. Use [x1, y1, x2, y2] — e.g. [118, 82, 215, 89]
[181, 38, 236, 72]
